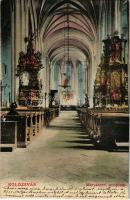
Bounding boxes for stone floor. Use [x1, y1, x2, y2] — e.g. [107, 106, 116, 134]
[0, 111, 129, 187]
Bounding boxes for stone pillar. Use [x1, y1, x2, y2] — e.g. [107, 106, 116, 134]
[71, 61, 75, 92]
[13, 0, 30, 103]
[108, 0, 112, 34]
[25, 2, 29, 38]
[45, 56, 50, 107]
[12, 0, 21, 102]
[58, 65, 62, 105]
[73, 61, 78, 105]
[11, 5, 15, 103]
[83, 60, 88, 94]
[40, 54, 46, 107]
[88, 55, 94, 108]
[50, 63, 55, 90]
[21, 0, 26, 51]
[115, 0, 120, 32]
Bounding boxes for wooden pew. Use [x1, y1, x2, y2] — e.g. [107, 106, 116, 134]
[0, 121, 17, 151]
[1, 107, 59, 149]
[77, 107, 129, 148]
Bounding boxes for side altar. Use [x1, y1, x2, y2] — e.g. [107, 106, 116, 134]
[77, 32, 129, 149]
[93, 32, 128, 108]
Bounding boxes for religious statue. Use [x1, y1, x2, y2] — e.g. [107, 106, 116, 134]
[111, 35, 122, 63]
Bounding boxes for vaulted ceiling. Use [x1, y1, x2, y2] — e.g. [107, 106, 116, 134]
[35, 0, 108, 63]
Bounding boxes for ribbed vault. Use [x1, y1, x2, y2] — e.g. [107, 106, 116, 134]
[34, 0, 110, 106]
[36, 0, 104, 64]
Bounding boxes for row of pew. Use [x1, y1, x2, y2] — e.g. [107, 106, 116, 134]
[77, 107, 129, 149]
[0, 107, 59, 151]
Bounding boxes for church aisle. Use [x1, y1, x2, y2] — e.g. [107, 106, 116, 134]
[0, 111, 128, 186]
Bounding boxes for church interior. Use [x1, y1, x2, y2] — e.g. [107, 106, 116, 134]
[0, 0, 129, 193]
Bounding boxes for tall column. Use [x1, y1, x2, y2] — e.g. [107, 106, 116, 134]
[108, 0, 112, 34]
[50, 63, 55, 90]
[21, 0, 26, 51]
[45, 56, 50, 107]
[12, 0, 21, 102]
[50, 64, 52, 91]
[115, 0, 120, 32]
[40, 54, 46, 107]
[25, 2, 29, 38]
[58, 65, 62, 105]
[11, 4, 15, 103]
[71, 61, 75, 92]
[89, 56, 94, 108]
[73, 61, 78, 105]
[83, 60, 88, 94]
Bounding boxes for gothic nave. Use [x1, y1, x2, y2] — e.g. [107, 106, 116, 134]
[0, 0, 129, 198]
[0, 112, 128, 187]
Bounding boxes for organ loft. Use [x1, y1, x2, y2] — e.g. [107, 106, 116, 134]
[0, 0, 129, 195]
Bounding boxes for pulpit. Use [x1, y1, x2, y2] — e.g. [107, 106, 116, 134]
[16, 34, 43, 106]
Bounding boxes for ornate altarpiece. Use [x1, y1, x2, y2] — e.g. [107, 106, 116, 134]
[94, 32, 128, 107]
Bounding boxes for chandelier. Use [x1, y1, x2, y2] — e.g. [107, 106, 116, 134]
[64, 2, 70, 65]
[59, 2, 71, 90]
